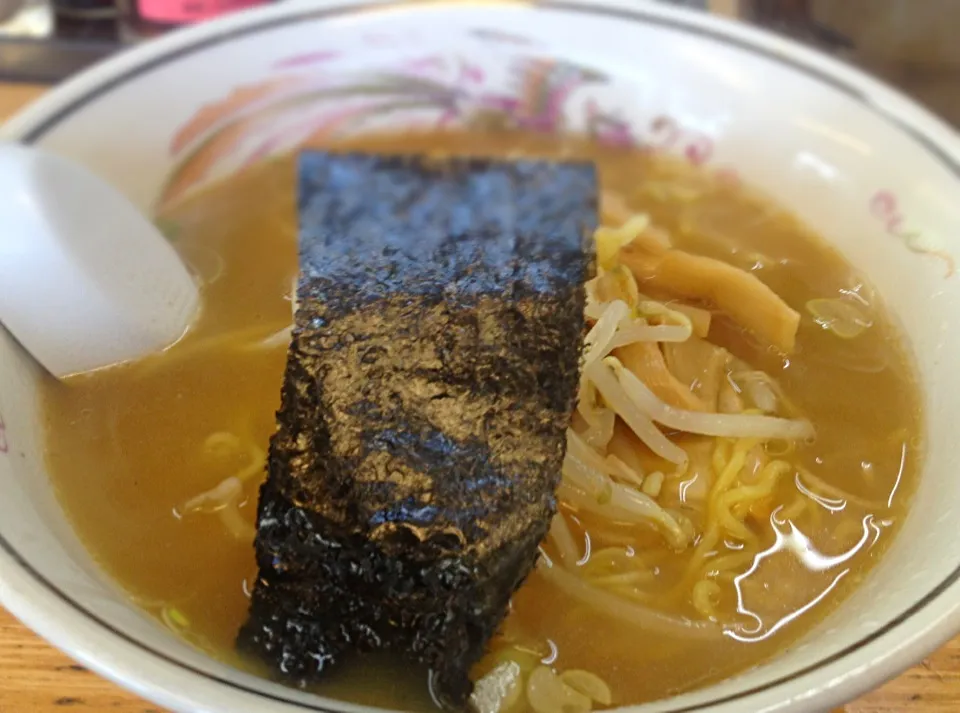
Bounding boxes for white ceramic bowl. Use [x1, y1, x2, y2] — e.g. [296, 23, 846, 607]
[2, 1, 960, 712]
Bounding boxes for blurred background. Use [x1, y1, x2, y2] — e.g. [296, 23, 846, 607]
[0, 0, 958, 128]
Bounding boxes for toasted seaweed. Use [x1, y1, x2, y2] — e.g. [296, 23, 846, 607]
[238, 152, 597, 709]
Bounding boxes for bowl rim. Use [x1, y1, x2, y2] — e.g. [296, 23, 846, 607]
[3, 1, 960, 712]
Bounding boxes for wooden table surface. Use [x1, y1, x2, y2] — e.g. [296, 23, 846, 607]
[2, 83, 960, 713]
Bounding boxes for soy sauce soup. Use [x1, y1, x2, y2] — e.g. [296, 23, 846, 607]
[43, 132, 922, 710]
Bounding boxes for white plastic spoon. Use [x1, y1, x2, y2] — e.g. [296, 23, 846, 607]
[0, 143, 199, 378]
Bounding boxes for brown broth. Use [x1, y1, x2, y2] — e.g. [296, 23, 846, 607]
[42, 131, 922, 709]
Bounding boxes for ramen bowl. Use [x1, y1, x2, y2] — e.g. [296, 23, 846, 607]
[2, 1, 960, 712]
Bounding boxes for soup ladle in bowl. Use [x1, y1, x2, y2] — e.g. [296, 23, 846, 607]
[0, 143, 199, 379]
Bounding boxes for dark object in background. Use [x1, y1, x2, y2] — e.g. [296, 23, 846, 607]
[2, 1, 959, 130]
[238, 152, 596, 710]
[0, 36, 115, 83]
[745, 0, 960, 126]
[746, 0, 854, 53]
[52, 0, 116, 41]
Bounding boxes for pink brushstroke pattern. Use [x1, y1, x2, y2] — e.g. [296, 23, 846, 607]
[241, 134, 286, 170]
[404, 55, 446, 74]
[586, 100, 635, 148]
[470, 28, 533, 46]
[685, 136, 713, 166]
[648, 115, 680, 150]
[459, 60, 485, 85]
[870, 190, 955, 277]
[163, 53, 761, 227]
[435, 107, 460, 128]
[241, 104, 378, 170]
[273, 51, 340, 69]
[870, 190, 903, 233]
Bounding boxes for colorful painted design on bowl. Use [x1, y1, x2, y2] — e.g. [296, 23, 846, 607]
[160, 37, 953, 279]
[870, 190, 954, 277]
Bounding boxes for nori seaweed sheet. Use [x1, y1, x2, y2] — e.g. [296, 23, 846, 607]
[238, 152, 597, 709]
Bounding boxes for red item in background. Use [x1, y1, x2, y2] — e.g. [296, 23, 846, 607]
[137, 0, 265, 24]
[117, 0, 269, 39]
